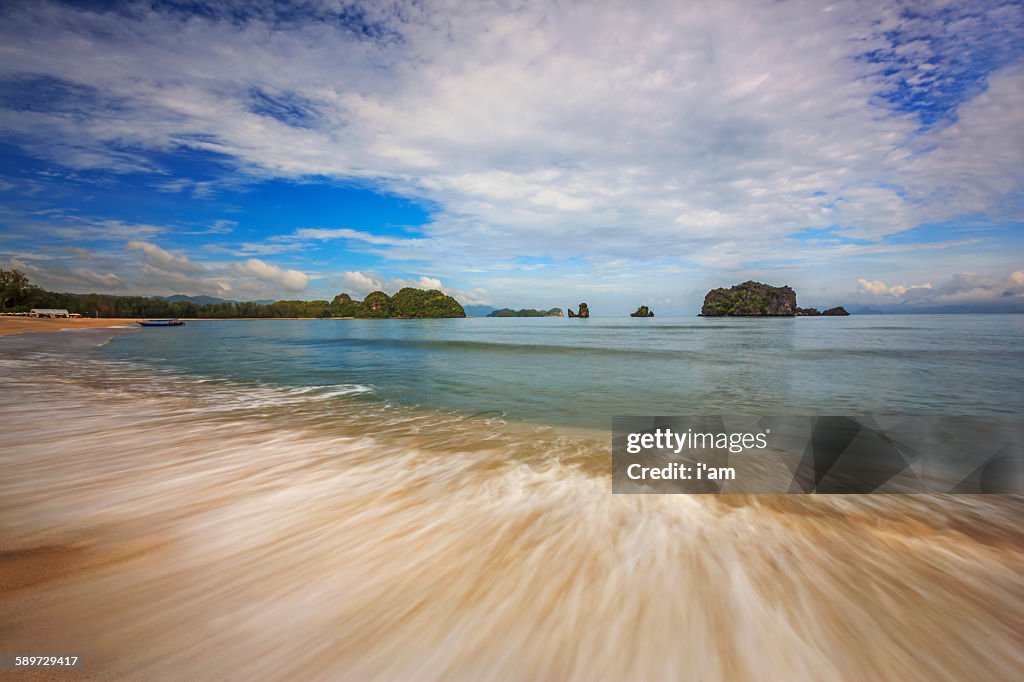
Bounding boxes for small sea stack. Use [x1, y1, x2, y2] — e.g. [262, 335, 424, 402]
[567, 303, 590, 318]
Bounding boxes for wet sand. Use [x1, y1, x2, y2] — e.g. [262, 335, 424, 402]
[1, 328, 1022, 681]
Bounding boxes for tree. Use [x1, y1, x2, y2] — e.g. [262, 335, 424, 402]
[0, 268, 36, 311]
[362, 290, 392, 318]
[389, 288, 465, 318]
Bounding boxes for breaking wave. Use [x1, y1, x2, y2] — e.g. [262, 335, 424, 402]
[1, 329, 1021, 680]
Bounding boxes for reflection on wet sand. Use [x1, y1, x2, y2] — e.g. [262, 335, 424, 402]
[1, 333, 1022, 680]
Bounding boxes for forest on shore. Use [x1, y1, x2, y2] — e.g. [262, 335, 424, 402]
[0, 269, 466, 319]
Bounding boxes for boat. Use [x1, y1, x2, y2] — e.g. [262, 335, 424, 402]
[137, 319, 186, 327]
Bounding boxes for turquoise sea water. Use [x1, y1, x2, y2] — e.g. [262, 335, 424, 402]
[99, 314, 1024, 428]
[4, 316, 1024, 680]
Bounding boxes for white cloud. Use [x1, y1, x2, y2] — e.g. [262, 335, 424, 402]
[393, 275, 444, 291]
[69, 267, 121, 288]
[154, 178, 217, 198]
[0, 0, 1021, 313]
[856, 268, 1024, 305]
[340, 271, 442, 297]
[293, 228, 419, 247]
[341, 270, 383, 296]
[127, 240, 208, 274]
[339, 270, 489, 305]
[233, 259, 309, 292]
[0, 0, 1020, 272]
[857, 278, 934, 297]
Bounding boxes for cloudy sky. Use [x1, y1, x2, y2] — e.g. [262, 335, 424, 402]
[1, 0, 1022, 313]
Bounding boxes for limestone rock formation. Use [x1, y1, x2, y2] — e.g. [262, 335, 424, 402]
[487, 307, 563, 317]
[568, 303, 590, 318]
[796, 307, 821, 316]
[822, 306, 850, 316]
[330, 288, 466, 318]
[630, 305, 655, 317]
[701, 281, 797, 316]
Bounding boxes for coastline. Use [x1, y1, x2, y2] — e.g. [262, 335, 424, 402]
[0, 316, 362, 336]
[0, 316, 141, 336]
[1, 326, 1023, 679]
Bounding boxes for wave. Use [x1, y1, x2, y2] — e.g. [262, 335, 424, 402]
[1, 334, 1022, 680]
[286, 335, 728, 360]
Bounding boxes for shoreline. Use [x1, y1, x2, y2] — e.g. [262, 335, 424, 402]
[0, 316, 362, 336]
[0, 316, 140, 336]
[1, 317, 1022, 679]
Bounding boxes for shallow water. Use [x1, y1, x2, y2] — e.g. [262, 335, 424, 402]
[1, 324, 1022, 681]
[99, 315, 1024, 426]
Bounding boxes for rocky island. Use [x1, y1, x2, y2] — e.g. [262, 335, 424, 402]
[567, 303, 590, 318]
[630, 305, 655, 317]
[487, 307, 563, 317]
[332, 288, 466, 318]
[700, 281, 848, 317]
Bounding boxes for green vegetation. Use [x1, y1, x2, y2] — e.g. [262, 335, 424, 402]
[0, 268, 465, 319]
[700, 281, 797, 317]
[1, 268, 37, 311]
[389, 288, 467, 318]
[487, 307, 563, 317]
[630, 305, 654, 317]
[333, 288, 466, 318]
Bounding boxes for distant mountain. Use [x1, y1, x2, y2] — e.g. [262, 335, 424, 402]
[488, 307, 564, 317]
[158, 294, 233, 305]
[883, 302, 1024, 314]
[464, 305, 496, 317]
[158, 295, 276, 305]
[846, 301, 1024, 314]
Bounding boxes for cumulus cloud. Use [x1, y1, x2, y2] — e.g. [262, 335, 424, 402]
[341, 271, 443, 296]
[857, 279, 934, 297]
[233, 259, 309, 292]
[341, 271, 383, 296]
[4, 238, 314, 299]
[339, 270, 489, 305]
[127, 240, 208, 274]
[856, 268, 1024, 306]
[0, 0, 1020, 271]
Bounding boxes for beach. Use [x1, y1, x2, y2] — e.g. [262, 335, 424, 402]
[1, 321, 1022, 680]
[0, 317, 343, 337]
[0, 317, 141, 336]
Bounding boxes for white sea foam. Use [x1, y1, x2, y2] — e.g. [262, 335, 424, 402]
[1, 338, 1022, 681]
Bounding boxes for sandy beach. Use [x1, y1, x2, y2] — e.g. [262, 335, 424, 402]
[0, 317, 350, 336]
[1, 322, 1023, 681]
[0, 317, 140, 336]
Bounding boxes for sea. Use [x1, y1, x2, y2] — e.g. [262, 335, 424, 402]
[1, 315, 1022, 680]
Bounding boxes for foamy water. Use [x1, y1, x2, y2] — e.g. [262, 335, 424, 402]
[1, 329, 1022, 680]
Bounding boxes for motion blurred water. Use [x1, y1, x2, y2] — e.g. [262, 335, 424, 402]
[1, 320, 1022, 681]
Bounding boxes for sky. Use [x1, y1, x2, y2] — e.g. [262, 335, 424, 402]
[1, 0, 1022, 314]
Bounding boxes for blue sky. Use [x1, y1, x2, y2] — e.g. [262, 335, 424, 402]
[1, 0, 1022, 313]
